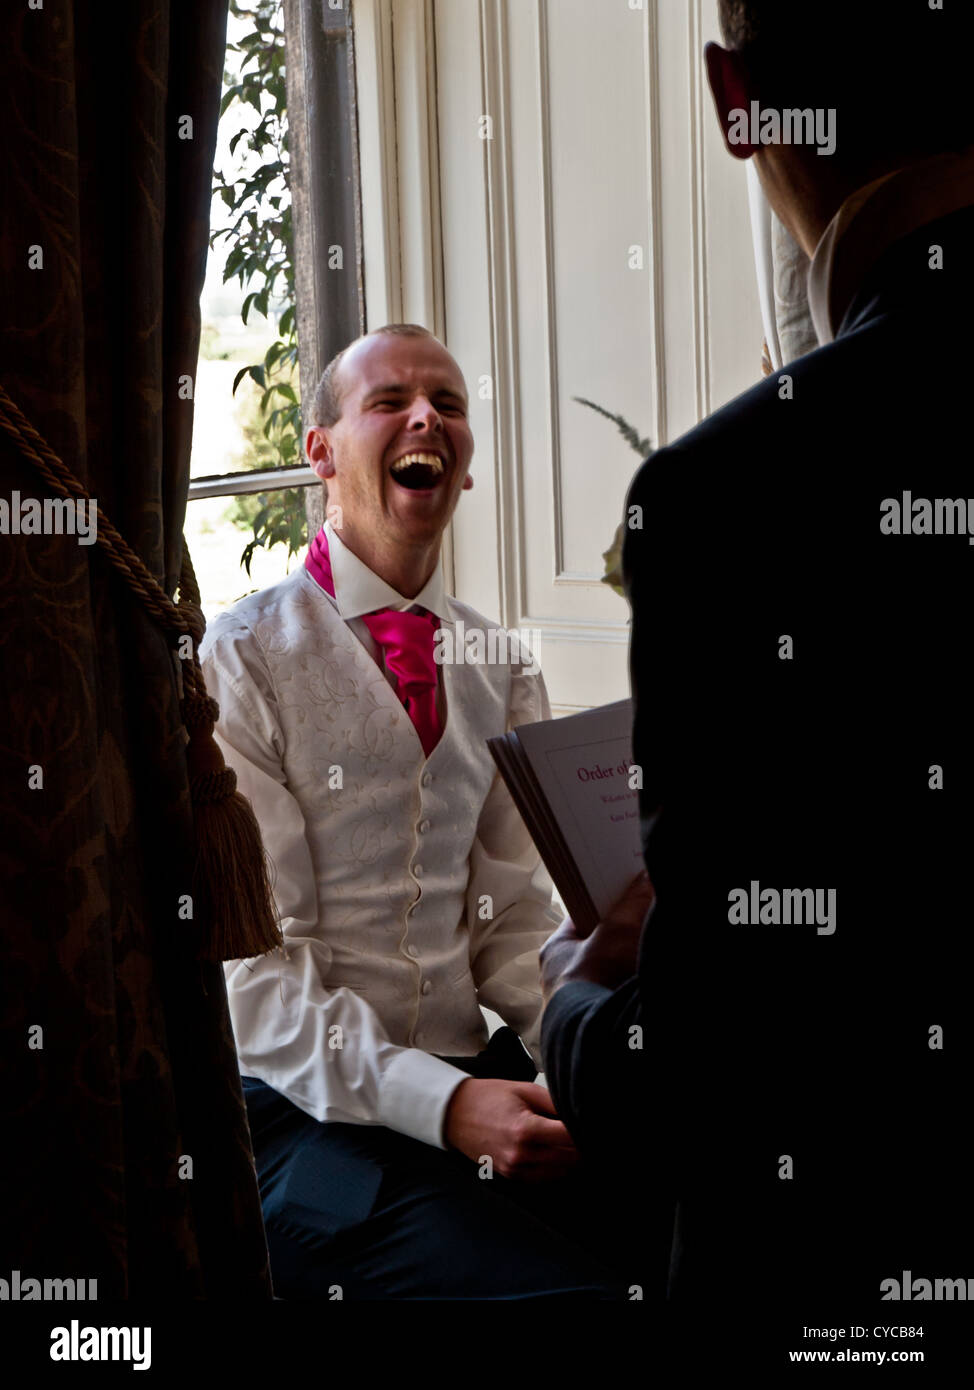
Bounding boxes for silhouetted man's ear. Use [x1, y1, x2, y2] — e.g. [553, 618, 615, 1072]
[705, 41, 758, 160]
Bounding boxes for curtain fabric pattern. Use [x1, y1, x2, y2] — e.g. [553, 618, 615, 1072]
[0, 1, 272, 1299]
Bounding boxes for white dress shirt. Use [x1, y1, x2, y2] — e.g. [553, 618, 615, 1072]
[321, 518, 452, 720]
[199, 521, 561, 1150]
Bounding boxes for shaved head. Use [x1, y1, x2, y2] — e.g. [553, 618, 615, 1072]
[311, 325, 437, 429]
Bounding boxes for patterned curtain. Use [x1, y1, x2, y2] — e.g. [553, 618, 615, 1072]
[0, 1, 272, 1298]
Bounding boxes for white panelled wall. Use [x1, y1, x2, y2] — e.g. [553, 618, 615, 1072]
[354, 0, 764, 714]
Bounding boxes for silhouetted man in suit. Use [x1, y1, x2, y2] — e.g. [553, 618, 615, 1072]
[540, 0, 974, 1321]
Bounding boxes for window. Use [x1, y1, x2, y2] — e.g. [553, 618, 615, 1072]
[187, 0, 360, 620]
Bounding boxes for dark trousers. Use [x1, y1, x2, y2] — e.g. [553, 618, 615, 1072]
[242, 1031, 633, 1300]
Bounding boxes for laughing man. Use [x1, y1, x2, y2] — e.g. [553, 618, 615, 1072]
[200, 323, 625, 1300]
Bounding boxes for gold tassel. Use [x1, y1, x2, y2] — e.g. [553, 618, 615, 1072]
[181, 688, 283, 962]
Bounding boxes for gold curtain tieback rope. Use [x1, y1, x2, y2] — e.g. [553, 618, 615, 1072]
[0, 380, 282, 962]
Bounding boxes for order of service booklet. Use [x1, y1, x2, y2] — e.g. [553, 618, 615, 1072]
[487, 698, 645, 933]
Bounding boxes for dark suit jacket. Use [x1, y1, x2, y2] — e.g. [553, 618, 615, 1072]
[543, 200, 974, 1310]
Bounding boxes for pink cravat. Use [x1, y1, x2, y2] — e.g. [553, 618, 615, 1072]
[305, 527, 443, 758]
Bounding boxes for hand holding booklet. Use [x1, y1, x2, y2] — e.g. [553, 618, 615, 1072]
[487, 698, 645, 934]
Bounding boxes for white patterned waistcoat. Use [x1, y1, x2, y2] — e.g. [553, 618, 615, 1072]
[225, 565, 524, 1054]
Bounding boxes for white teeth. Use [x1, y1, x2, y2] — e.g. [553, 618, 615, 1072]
[390, 452, 444, 474]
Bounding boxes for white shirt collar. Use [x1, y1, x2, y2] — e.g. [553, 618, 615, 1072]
[324, 518, 453, 622]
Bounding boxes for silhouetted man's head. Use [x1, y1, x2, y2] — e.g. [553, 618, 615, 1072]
[709, 1, 974, 255]
[715, 1, 974, 170]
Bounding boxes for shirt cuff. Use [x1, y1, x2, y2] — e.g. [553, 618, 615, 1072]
[377, 1048, 471, 1150]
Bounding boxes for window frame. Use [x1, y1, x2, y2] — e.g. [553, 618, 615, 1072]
[189, 0, 363, 533]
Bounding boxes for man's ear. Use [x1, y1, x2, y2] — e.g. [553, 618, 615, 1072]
[705, 40, 758, 160]
[461, 472, 474, 491]
[306, 426, 336, 480]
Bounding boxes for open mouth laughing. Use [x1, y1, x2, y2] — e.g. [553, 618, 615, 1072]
[389, 450, 447, 491]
